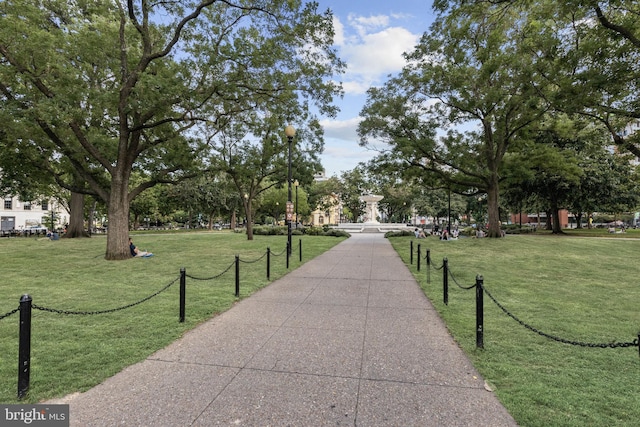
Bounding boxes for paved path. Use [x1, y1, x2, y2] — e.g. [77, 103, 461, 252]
[52, 234, 517, 426]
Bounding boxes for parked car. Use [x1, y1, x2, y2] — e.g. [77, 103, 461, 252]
[26, 225, 48, 235]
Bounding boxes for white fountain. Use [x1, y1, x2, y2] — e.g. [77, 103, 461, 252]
[336, 193, 410, 233]
[359, 194, 384, 224]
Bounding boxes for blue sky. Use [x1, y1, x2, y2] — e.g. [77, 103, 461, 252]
[314, 1, 436, 177]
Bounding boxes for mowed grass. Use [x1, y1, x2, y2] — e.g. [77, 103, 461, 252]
[389, 234, 640, 427]
[0, 231, 345, 403]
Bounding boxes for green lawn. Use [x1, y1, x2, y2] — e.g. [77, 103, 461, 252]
[0, 231, 345, 403]
[3, 231, 638, 426]
[389, 234, 640, 427]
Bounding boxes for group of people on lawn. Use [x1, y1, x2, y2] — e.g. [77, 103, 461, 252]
[414, 227, 460, 240]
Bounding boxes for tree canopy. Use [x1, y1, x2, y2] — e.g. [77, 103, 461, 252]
[0, 0, 343, 258]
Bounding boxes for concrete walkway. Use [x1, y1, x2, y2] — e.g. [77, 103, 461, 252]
[52, 234, 517, 426]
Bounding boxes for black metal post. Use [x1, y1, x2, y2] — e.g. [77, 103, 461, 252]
[410, 240, 414, 265]
[443, 258, 449, 306]
[267, 247, 271, 280]
[18, 294, 32, 399]
[286, 242, 290, 269]
[235, 255, 240, 297]
[295, 182, 299, 228]
[476, 275, 484, 349]
[417, 244, 421, 271]
[447, 188, 451, 234]
[179, 268, 186, 323]
[426, 249, 431, 284]
[299, 239, 302, 262]
[287, 132, 293, 260]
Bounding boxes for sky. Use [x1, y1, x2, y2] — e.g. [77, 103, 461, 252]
[313, 0, 436, 177]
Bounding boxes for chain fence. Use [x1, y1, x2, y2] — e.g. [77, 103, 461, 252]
[32, 277, 180, 316]
[239, 251, 268, 264]
[2, 243, 290, 399]
[417, 244, 639, 354]
[271, 246, 287, 257]
[0, 306, 20, 321]
[185, 260, 236, 281]
[447, 267, 477, 290]
[481, 284, 639, 349]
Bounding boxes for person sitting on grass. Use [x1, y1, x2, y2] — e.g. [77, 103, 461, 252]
[414, 228, 427, 238]
[129, 237, 153, 257]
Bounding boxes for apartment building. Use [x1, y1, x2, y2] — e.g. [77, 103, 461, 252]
[1, 195, 68, 232]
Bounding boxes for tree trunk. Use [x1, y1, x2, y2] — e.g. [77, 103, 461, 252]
[63, 191, 90, 238]
[551, 204, 563, 234]
[208, 211, 214, 230]
[486, 176, 502, 238]
[545, 210, 553, 230]
[105, 178, 131, 260]
[88, 200, 97, 234]
[244, 200, 254, 240]
[575, 212, 583, 229]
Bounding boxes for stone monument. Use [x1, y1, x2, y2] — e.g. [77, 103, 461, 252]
[359, 194, 384, 224]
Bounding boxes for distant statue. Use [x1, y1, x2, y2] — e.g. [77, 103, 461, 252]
[359, 194, 384, 224]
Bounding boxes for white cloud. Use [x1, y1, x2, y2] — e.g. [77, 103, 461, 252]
[348, 14, 390, 37]
[320, 117, 362, 140]
[332, 15, 345, 46]
[318, 10, 424, 175]
[333, 15, 420, 95]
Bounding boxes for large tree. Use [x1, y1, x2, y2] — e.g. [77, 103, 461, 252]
[210, 116, 327, 240]
[0, 0, 342, 258]
[359, 1, 548, 237]
[477, 0, 640, 155]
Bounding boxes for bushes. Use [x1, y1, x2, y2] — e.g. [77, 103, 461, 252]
[252, 225, 349, 238]
[385, 230, 414, 238]
[253, 226, 287, 235]
[322, 229, 350, 238]
[304, 226, 325, 236]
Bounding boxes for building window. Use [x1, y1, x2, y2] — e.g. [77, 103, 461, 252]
[41, 200, 49, 211]
[24, 202, 31, 210]
[4, 198, 12, 210]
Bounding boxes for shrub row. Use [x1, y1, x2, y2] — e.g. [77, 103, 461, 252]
[251, 226, 350, 238]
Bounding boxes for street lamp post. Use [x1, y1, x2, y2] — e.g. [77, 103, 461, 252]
[285, 125, 295, 261]
[244, 193, 249, 228]
[294, 180, 299, 228]
[448, 188, 451, 234]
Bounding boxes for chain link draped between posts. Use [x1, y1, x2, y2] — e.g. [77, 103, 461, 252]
[481, 284, 640, 350]
[0, 306, 20, 321]
[31, 277, 180, 316]
[185, 260, 235, 281]
[5, 243, 291, 399]
[447, 267, 477, 290]
[271, 246, 288, 257]
[418, 245, 640, 355]
[238, 251, 268, 264]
